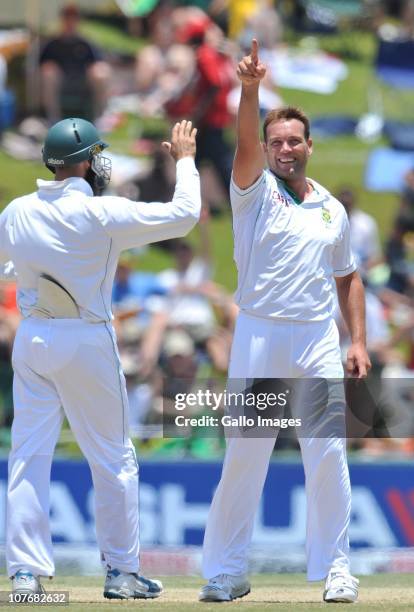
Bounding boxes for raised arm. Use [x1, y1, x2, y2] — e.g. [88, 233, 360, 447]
[94, 120, 202, 250]
[233, 39, 266, 190]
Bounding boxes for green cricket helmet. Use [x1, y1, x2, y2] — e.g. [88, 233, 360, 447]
[42, 117, 111, 193]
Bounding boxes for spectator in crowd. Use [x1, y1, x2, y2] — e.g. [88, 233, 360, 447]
[136, 44, 196, 117]
[134, 1, 178, 102]
[217, 0, 261, 40]
[336, 279, 390, 365]
[158, 209, 215, 343]
[165, 16, 236, 211]
[112, 250, 167, 322]
[400, 0, 414, 38]
[119, 323, 164, 437]
[337, 188, 381, 272]
[112, 251, 171, 383]
[385, 216, 414, 296]
[0, 53, 12, 135]
[381, 308, 414, 406]
[399, 167, 414, 230]
[134, 4, 208, 116]
[39, 3, 111, 122]
[374, 0, 414, 40]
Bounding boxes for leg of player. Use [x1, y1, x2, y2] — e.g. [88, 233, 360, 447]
[7, 321, 65, 593]
[200, 435, 274, 601]
[299, 436, 358, 601]
[48, 321, 162, 600]
[200, 312, 284, 602]
[294, 318, 359, 603]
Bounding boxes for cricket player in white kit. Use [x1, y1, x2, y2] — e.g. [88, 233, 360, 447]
[0, 117, 201, 599]
[199, 41, 371, 604]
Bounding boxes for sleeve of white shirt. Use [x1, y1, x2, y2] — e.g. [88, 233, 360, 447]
[230, 172, 267, 216]
[0, 208, 10, 266]
[332, 210, 357, 277]
[92, 157, 201, 250]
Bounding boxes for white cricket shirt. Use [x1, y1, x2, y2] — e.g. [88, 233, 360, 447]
[231, 169, 356, 322]
[0, 157, 200, 322]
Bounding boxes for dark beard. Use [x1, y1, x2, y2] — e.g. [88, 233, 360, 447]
[84, 166, 104, 196]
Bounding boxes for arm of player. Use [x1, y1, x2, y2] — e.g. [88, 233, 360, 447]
[92, 120, 201, 250]
[0, 209, 12, 271]
[335, 271, 371, 378]
[233, 39, 266, 190]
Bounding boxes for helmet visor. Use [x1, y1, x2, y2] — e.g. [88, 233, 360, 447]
[91, 153, 112, 190]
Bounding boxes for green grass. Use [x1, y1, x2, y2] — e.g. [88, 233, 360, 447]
[0, 27, 409, 291]
[80, 20, 145, 56]
[0, 152, 48, 208]
[0, 133, 397, 293]
[0, 574, 413, 611]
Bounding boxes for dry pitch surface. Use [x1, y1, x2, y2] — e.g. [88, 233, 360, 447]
[0, 574, 413, 611]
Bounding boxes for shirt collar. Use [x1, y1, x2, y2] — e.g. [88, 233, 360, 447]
[270, 171, 329, 207]
[36, 177, 93, 197]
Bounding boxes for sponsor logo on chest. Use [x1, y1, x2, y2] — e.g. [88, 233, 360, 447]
[272, 190, 292, 207]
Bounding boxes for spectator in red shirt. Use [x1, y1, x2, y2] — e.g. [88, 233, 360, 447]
[165, 17, 237, 207]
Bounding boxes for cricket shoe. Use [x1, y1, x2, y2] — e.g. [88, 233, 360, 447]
[103, 568, 163, 600]
[199, 573, 251, 602]
[12, 570, 45, 594]
[323, 569, 359, 603]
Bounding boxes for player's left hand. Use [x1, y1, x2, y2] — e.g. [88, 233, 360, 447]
[346, 343, 371, 378]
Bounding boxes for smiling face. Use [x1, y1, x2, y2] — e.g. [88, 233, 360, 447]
[263, 118, 312, 183]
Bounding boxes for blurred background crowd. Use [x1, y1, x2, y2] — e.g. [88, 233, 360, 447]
[1, 0, 414, 458]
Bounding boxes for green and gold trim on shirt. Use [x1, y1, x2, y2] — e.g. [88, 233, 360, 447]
[278, 178, 317, 206]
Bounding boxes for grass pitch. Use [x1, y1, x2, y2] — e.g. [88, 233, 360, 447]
[0, 574, 413, 611]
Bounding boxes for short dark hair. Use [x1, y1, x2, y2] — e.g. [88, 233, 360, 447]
[263, 106, 310, 142]
[61, 3, 80, 19]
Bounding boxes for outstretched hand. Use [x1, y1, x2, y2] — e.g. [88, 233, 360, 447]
[237, 39, 266, 86]
[162, 120, 197, 161]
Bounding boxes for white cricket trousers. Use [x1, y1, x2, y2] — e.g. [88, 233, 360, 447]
[7, 318, 139, 577]
[202, 311, 351, 581]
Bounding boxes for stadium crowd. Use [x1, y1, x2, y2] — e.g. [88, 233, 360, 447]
[1, 0, 414, 457]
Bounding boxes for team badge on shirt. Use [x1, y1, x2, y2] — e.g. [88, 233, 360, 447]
[322, 207, 332, 225]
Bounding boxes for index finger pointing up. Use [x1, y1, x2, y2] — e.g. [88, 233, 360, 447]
[251, 38, 259, 65]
